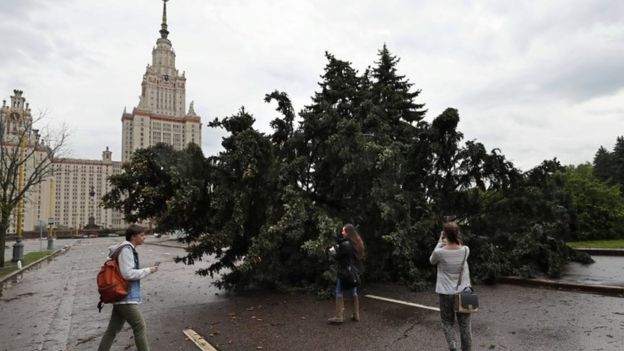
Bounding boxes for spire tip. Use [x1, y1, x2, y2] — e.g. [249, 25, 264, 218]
[159, 0, 170, 39]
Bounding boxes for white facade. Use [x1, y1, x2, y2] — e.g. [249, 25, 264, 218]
[121, 0, 201, 163]
[52, 148, 123, 230]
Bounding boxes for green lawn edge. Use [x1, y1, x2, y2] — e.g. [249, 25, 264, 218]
[0, 251, 53, 279]
[567, 240, 624, 249]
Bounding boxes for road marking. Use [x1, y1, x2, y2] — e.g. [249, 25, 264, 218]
[183, 328, 218, 351]
[365, 294, 440, 312]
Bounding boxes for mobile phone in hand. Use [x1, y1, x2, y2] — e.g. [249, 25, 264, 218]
[154, 261, 161, 266]
[439, 231, 447, 245]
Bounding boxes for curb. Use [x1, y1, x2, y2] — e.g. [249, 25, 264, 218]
[498, 276, 624, 297]
[574, 248, 624, 256]
[0, 245, 71, 285]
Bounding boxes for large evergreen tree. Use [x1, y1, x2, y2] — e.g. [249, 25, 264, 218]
[356, 46, 429, 281]
[103, 46, 598, 292]
[197, 108, 277, 285]
[298, 52, 365, 208]
[611, 136, 624, 187]
[593, 146, 613, 183]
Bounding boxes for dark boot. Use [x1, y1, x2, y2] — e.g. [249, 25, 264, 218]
[328, 297, 344, 324]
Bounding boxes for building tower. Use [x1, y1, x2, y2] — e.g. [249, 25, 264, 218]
[0, 90, 52, 235]
[121, 0, 202, 163]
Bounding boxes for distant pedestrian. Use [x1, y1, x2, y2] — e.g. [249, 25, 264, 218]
[430, 222, 473, 351]
[98, 224, 159, 351]
[328, 224, 365, 324]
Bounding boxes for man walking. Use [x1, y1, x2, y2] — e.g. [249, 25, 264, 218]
[98, 224, 159, 351]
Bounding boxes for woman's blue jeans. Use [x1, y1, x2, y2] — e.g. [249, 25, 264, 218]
[335, 278, 358, 298]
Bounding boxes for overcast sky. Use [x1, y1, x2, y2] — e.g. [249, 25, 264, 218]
[1, 0, 623, 171]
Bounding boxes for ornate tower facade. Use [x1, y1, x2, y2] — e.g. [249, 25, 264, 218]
[0, 90, 54, 233]
[121, 0, 202, 163]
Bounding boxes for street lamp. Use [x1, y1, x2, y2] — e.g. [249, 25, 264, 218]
[84, 185, 100, 231]
[47, 219, 54, 250]
[47, 177, 55, 250]
[89, 185, 95, 227]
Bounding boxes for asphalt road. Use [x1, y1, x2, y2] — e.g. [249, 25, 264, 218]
[1, 238, 623, 350]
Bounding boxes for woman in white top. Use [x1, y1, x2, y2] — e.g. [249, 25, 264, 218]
[430, 222, 472, 351]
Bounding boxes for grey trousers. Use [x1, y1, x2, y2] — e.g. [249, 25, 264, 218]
[98, 304, 150, 351]
[439, 294, 472, 351]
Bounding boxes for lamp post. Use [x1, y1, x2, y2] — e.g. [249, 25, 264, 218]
[47, 177, 55, 250]
[39, 219, 44, 251]
[88, 185, 95, 228]
[47, 217, 54, 250]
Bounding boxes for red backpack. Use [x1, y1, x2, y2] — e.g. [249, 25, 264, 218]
[97, 244, 131, 312]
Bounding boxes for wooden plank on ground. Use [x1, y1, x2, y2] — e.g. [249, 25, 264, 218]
[183, 328, 218, 351]
[365, 294, 440, 312]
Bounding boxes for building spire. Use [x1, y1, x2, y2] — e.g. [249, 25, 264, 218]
[159, 0, 169, 39]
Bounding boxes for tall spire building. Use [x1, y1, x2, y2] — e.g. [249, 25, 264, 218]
[121, 0, 202, 163]
[1, 1, 205, 232]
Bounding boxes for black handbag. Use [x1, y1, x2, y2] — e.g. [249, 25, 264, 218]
[453, 248, 479, 313]
[339, 264, 361, 289]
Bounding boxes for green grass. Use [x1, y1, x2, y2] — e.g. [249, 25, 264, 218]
[0, 251, 53, 279]
[567, 240, 624, 249]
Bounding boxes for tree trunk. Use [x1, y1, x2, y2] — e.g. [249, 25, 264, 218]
[0, 206, 13, 267]
[0, 214, 8, 268]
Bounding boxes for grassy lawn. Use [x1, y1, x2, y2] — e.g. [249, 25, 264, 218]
[0, 251, 53, 279]
[567, 240, 624, 249]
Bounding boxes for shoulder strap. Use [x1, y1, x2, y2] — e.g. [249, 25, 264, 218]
[111, 244, 132, 261]
[455, 247, 468, 290]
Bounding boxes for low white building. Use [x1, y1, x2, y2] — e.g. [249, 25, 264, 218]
[52, 148, 123, 230]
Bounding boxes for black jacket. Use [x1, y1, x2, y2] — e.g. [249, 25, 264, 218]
[334, 238, 363, 273]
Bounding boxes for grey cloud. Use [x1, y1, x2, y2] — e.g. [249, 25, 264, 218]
[485, 1, 624, 48]
[542, 56, 624, 101]
[0, 15, 99, 73]
[0, 0, 51, 19]
[457, 50, 624, 111]
[0, 24, 55, 65]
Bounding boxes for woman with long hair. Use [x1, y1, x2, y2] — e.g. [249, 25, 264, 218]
[328, 223, 365, 324]
[430, 222, 473, 351]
